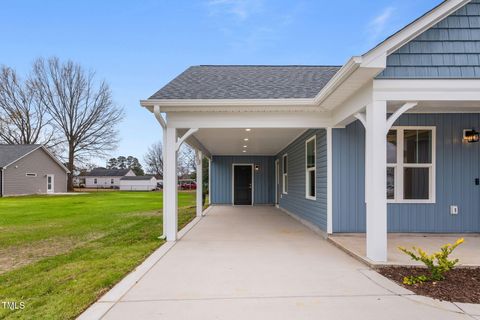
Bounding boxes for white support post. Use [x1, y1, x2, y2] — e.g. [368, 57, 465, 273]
[164, 127, 178, 241]
[196, 150, 203, 217]
[326, 127, 333, 234]
[208, 158, 211, 205]
[365, 101, 388, 262]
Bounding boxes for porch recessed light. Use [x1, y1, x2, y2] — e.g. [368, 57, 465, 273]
[242, 150, 247, 153]
[244, 138, 249, 141]
[245, 128, 251, 132]
[243, 145, 247, 148]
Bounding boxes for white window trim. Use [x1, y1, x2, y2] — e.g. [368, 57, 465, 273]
[387, 126, 436, 204]
[282, 154, 288, 194]
[305, 135, 316, 200]
[26, 173, 37, 177]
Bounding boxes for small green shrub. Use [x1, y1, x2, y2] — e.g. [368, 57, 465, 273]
[398, 238, 464, 285]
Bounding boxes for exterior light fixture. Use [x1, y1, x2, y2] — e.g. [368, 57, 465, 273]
[244, 138, 249, 141]
[242, 150, 247, 153]
[255, 165, 260, 171]
[243, 145, 247, 148]
[463, 129, 480, 143]
[245, 128, 251, 132]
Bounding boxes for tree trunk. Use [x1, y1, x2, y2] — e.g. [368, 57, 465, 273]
[67, 144, 75, 192]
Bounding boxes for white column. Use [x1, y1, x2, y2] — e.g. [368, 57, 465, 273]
[196, 150, 203, 217]
[164, 127, 178, 241]
[208, 158, 211, 205]
[365, 100, 388, 262]
[326, 127, 333, 234]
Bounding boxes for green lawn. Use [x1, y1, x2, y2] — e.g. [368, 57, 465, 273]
[0, 191, 196, 320]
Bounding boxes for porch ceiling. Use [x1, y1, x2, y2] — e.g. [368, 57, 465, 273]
[189, 128, 306, 156]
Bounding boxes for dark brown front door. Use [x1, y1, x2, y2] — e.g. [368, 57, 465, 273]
[234, 165, 252, 205]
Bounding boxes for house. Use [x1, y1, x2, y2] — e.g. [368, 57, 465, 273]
[85, 168, 135, 188]
[140, 0, 480, 263]
[119, 176, 157, 191]
[0, 144, 69, 196]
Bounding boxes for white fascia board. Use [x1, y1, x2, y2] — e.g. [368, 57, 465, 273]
[167, 111, 332, 129]
[313, 57, 362, 105]
[373, 79, 480, 101]
[361, 0, 471, 68]
[141, 98, 317, 109]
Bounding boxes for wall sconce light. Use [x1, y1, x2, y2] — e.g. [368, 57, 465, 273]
[463, 129, 480, 143]
[255, 165, 260, 172]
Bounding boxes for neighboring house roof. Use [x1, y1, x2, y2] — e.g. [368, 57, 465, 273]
[149, 65, 341, 100]
[0, 144, 69, 172]
[120, 176, 155, 181]
[86, 168, 132, 177]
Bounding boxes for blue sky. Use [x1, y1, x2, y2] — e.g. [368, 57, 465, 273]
[1, 0, 441, 167]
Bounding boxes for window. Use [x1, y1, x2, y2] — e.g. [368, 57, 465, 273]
[94, 178, 97, 184]
[387, 127, 435, 203]
[26, 173, 37, 177]
[305, 136, 316, 200]
[282, 154, 288, 194]
[111, 178, 114, 184]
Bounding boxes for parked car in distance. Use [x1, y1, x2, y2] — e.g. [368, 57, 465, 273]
[179, 182, 196, 190]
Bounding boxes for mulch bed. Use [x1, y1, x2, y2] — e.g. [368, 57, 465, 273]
[379, 266, 480, 304]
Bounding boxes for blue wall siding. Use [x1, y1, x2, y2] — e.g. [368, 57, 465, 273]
[211, 155, 275, 205]
[333, 114, 480, 233]
[377, 0, 480, 79]
[276, 129, 328, 231]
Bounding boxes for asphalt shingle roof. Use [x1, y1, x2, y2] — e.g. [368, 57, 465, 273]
[149, 65, 341, 100]
[120, 176, 155, 181]
[0, 144, 41, 168]
[86, 168, 132, 177]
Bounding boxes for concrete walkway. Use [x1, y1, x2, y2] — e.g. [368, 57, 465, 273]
[85, 206, 478, 320]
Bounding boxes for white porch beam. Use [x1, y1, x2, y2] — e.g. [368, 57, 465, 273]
[196, 150, 203, 217]
[176, 128, 199, 151]
[365, 101, 388, 262]
[354, 112, 367, 128]
[386, 102, 417, 133]
[164, 127, 178, 241]
[167, 112, 332, 129]
[331, 82, 373, 127]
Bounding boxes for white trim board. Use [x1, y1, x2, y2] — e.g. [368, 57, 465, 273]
[305, 135, 317, 201]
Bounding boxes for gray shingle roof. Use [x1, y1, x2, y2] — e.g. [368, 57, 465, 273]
[86, 168, 132, 177]
[0, 144, 41, 168]
[149, 65, 341, 100]
[120, 176, 155, 181]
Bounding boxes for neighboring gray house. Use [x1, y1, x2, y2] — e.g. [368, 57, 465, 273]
[141, 0, 480, 263]
[0, 145, 69, 197]
[85, 168, 135, 188]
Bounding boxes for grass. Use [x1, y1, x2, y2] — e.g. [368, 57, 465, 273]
[0, 191, 196, 320]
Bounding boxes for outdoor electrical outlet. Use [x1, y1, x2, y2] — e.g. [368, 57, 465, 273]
[450, 205, 459, 215]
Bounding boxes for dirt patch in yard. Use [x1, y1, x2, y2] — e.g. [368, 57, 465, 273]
[0, 233, 104, 274]
[379, 267, 480, 304]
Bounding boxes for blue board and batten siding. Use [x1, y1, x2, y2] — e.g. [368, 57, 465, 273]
[276, 129, 328, 231]
[333, 114, 480, 233]
[377, 0, 480, 79]
[211, 156, 275, 205]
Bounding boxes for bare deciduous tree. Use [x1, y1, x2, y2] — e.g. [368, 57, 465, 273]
[31, 57, 124, 191]
[0, 66, 56, 146]
[178, 144, 196, 179]
[144, 141, 163, 177]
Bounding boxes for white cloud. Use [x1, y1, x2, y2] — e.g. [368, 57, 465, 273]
[368, 7, 395, 41]
[206, 0, 263, 20]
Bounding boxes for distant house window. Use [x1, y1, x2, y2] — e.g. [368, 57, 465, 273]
[26, 173, 37, 177]
[111, 178, 114, 184]
[94, 178, 97, 184]
[305, 136, 316, 200]
[387, 127, 435, 203]
[282, 154, 288, 194]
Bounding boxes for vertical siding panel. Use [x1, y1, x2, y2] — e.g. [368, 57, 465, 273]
[333, 114, 480, 233]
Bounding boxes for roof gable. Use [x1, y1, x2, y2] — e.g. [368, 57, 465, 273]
[0, 144, 41, 168]
[87, 168, 133, 177]
[149, 65, 341, 100]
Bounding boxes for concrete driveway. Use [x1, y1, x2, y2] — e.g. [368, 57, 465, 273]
[91, 206, 475, 320]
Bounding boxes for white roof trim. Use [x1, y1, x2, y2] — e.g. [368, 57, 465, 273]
[361, 0, 471, 68]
